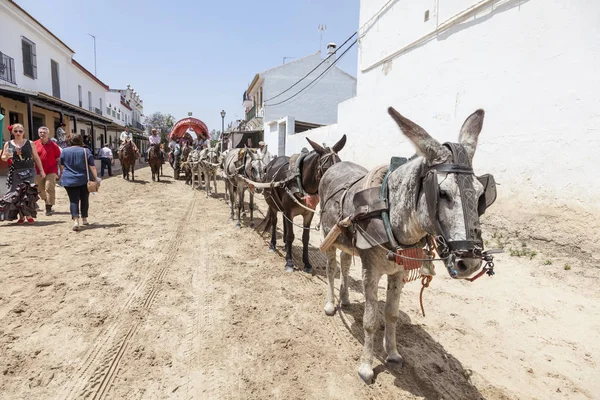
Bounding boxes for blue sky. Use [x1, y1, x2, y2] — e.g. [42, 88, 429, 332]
[17, 0, 360, 130]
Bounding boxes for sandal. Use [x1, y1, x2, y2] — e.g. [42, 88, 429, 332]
[82, 218, 89, 225]
[26, 217, 34, 224]
[16, 218, 25, 224]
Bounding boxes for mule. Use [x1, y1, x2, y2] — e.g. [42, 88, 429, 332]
[223, 148, 266, 228]
[149, 143, 162, 182]
[199, 142, 221, 198]
[120, 141, 136, 181]
[262, 135, 346, 273]
[319, 107, 493, 384]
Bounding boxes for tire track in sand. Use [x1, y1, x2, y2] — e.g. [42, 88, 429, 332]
[61, 193, 197, 400]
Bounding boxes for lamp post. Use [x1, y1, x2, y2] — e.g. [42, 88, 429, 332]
[220, 110, 226, 152]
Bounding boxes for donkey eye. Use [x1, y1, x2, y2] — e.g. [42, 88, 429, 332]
[439, 190, 449, 199]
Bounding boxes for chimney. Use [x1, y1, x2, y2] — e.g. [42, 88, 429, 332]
[326, 43, 337, 59]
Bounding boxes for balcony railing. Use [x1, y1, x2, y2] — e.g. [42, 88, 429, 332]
[0, 52, 16, 84]
[134, 121, 145, 130]
[94, 107, 102, 115]
[245, 104, 256, 122]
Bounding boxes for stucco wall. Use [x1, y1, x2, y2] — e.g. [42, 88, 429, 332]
[299, 0, 600, 212]
[262, 53, 357, 125]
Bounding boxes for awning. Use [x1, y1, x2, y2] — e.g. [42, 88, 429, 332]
[169, 117, 209, 140]
[0, 85, 112, 126]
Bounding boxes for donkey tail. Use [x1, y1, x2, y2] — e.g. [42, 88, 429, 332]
[259, 207, 275, 235]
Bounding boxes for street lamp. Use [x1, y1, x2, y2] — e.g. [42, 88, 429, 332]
[220, 110, 226, 152]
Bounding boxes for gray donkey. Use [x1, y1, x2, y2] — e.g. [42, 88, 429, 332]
[318, 107, 495, 384]
[223, 148, 266, 228]
[198, 142, 221, 198]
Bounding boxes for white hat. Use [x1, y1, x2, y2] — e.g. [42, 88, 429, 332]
[259, 141, 265, 146]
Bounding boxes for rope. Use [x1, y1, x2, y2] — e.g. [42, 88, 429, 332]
[419, 275, 433, 317]
[265, 193, 320, 232]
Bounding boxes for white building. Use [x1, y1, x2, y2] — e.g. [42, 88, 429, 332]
[0, 0, 147, 158]
[242, 48, 356, 155]
[286, 0, 600, 217]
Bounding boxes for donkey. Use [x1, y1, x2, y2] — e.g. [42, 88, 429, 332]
[223, 148, 266, 228]
[199, 142, 221, 197]
[319, 107, 492, 384]
[120, 141, 136, 181]
[262, 135, 346, 273]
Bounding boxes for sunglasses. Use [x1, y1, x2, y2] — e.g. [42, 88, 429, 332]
[13, 130, 24, 133]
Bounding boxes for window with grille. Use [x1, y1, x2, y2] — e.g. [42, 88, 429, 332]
[21, 37, 37, 79]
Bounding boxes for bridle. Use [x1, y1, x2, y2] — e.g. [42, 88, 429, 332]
[315, 148, 341, 181]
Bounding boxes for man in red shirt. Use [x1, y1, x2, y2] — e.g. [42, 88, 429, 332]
[34, 126, 62, 216]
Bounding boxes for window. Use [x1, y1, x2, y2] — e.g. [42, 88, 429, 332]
[78, 85, 82, 107]
[88, 91, 92, 111]
[21, 37, 37, 79]
[0, 51, 17, 84]
[106, 106, 111, 115]
[51, 60, 60, 98]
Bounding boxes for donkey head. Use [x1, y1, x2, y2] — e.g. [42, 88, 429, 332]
[306, 134, 347, 177]
[246, 148, 267, 184]
[388, 107, 489, 279]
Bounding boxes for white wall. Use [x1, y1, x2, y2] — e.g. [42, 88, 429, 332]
[262, 53, 356, 125]
[1, 1, 110, 115]
[299, 0, 600, 211]
[0, 0, 72, 95]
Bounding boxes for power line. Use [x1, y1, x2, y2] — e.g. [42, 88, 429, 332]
[263, 31, 358, 103]
[265, 39, 358, 107]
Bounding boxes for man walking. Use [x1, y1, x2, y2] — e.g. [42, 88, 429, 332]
[257, 141, 272, 162]
[99, 144, 113, 177]
[34, 126, 61, 216]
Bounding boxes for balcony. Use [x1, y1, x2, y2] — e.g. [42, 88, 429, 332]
[94, 107, 102, 115]
[134, 121, 145, 131]
[0, 52, 16, 84]
[245, 104, 256, 122]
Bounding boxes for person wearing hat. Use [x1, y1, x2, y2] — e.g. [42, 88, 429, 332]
[257, 140, 271, 162]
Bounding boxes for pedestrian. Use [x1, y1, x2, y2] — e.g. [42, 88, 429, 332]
[0, 124, 46, 223]
[98, 143, 113, 177]
[257, 141, 271, 162]
[55, 121, 69, 149]
[33, 126, 61, 216]
[59, 133, 99, 231]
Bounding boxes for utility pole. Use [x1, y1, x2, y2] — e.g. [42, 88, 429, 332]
[88, 34, 97, 76]
[318, 24, 327, 53]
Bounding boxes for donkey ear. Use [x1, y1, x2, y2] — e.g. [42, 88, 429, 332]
[306, 137, 326, 155]
[387, 107, 450, 164]
[458, 109, 485, 163]
[331, 134, 347, 153]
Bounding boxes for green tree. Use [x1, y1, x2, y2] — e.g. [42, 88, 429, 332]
[145, 112, 175, 144]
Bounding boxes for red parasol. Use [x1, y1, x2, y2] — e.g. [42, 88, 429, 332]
[168, 117, 209, 141]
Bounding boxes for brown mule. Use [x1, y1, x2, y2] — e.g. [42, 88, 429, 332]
[120, 141, 137, 181]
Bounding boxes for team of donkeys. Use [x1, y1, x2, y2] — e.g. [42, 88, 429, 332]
[178, 107, 498, 384]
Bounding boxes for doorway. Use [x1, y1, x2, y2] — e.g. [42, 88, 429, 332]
[32, 113, 45, 140]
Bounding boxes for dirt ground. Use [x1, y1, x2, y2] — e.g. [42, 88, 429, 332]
[0, 166, 598, 400]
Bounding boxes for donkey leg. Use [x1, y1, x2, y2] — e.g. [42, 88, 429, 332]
[284, 212, 295, 272]
[324, 248, 338, 316]
[249, 191, 255, 228]
[384, 272, 404, 366]
[269, 209, 278, 251]
[301, 213, 314, 273]
[358, 267, 382, 384]
[236, 189, 242, 228]
[339, 252, 352, 306]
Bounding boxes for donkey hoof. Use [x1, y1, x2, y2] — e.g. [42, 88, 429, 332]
[358, 364, 374, 385]
[285, 266, 294, 273]
[235, 223, 241, 229]
[268, 244, 276, 252]
[249, 222, 255, 228]
[303, 265, 313, 274]
[324, 302, 336, 316]
[386, 353, 403, 367]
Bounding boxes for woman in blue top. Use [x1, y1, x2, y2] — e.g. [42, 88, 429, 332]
[60, 133, 99, 231]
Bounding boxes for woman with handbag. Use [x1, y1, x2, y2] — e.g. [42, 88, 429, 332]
[0, 124, 45, 223]
[59, 133, 99, 231]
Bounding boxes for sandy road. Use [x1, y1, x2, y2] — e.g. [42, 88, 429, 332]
[0, 166, 598, 399]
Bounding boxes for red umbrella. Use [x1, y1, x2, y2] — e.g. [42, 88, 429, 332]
[168, 117, 209, 141]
